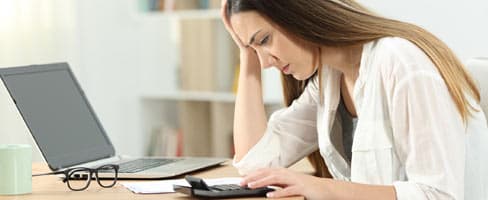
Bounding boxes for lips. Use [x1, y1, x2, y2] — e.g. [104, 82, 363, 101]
[281, 64, 290, 74]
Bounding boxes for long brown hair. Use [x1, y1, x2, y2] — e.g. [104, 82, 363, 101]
[226, 0, 480, 178]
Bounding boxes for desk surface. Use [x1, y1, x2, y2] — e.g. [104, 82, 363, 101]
[0, 159, 314, 200]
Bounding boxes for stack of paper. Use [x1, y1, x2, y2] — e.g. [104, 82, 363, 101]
[122, 177, 243, 194]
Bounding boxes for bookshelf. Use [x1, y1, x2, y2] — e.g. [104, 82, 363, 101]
[136, 0, 284, 158]
[137, 9, 220, 19]
[131, 0, 221, 21]
[142, 91, 282, 104]
[136, 0, 221, 13]
[141, 96, 282, 158]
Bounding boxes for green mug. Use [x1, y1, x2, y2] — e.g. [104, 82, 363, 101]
[0, 144, 32, 195]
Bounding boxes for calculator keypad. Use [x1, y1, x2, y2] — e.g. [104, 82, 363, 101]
[210, 184, 250, 191]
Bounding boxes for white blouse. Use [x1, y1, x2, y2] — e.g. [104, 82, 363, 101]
[233, 37, 488, 200]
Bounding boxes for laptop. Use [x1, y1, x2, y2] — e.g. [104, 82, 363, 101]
[0, 62, 228, 179]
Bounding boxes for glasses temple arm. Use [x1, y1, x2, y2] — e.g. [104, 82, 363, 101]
[32, 171, 65, 177]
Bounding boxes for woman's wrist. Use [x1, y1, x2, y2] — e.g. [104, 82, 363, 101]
[321, 178, 339, 199]
[239, 50, 261, 75]
[321, 178, 397, 200]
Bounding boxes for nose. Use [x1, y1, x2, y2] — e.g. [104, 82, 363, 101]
[257, 50, 278, 69]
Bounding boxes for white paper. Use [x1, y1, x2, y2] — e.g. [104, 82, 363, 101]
[121, 177, 243, 194]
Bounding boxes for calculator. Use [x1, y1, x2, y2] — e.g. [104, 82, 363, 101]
[173, 175, 275, 198]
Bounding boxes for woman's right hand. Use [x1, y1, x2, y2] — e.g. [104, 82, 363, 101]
[220, 0, 246, 49]
[220, 0, 260, 72]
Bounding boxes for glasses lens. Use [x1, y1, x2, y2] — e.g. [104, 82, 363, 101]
[96, 165, 118, 188]
[67, 169, 91, 191]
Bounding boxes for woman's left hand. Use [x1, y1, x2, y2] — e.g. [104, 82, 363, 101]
[241, 167, 332, 199]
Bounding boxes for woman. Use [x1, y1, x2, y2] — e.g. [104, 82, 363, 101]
[222, 0, 487, 199]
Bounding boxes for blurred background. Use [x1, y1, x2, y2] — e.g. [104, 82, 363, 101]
[0, 0, 487, 162]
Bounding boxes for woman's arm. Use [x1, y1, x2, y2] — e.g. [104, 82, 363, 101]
[324, 179, 396, 200]
[389, 72, 465, 199]
[233, 52, 268, 161]
[221, 2, 320, 173]
[220, 0, 267, 161]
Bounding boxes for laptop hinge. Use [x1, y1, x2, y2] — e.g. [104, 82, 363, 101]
[57, 155, 125, 171]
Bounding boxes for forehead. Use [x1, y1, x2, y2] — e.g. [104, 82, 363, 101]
[230, 11, 273, 43]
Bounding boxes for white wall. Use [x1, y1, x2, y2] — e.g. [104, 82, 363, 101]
[0, 0, 178, 161]
[75, 0, 178, 157]
[0, 0, 80, 162]
[358, 0, 488, 61]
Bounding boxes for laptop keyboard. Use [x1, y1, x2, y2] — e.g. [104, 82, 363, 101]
[118, 158, 179, 173]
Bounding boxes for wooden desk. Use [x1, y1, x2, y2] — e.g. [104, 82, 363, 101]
[0, 160, 314, 200]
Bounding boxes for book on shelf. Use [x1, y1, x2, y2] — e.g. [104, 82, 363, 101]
[138, 0, 165, 12]
[172, 0, 220, 10]
[228, 131, 235, 157]
[208, 0, 221, 8]
[199, 0, 221, 9]
[139, 0, 221, 12]
[232, 64, 239, 93]
[179, 17, 238, 92]
[173, 0, 200, 10]
[147, 126, 183, 157]
[179, 18, 217, 91]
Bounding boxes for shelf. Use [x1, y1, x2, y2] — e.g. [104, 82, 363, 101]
[135, 7, 283, 157]
[141, 91, 283, 104]
[135, 9, 221, 20]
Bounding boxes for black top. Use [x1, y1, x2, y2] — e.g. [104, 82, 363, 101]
[339, 98, 358, 163]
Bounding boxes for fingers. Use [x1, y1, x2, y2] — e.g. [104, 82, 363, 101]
[220, 0, 232, 29]
[220, 0, 228, 25]
[240, 168, 307, 199]
[266, 187, 301, 198]
[240, 168, 274, 186]
[219, 0, 246, 48]
[242, 168, 293, 189]
[248, 174, 287, 188]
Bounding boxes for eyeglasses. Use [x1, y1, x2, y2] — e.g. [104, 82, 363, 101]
[32, 164, 119, 191]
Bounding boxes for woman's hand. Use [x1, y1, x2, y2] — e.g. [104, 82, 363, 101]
[220, 0, 260, 71]
[241, 168, 332, 199]
[220, 0, 246, 49]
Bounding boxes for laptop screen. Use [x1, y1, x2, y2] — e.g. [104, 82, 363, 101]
[0, 63, 115, 170]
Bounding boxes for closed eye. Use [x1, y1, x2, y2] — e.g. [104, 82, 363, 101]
[259, 35, 270, 45]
